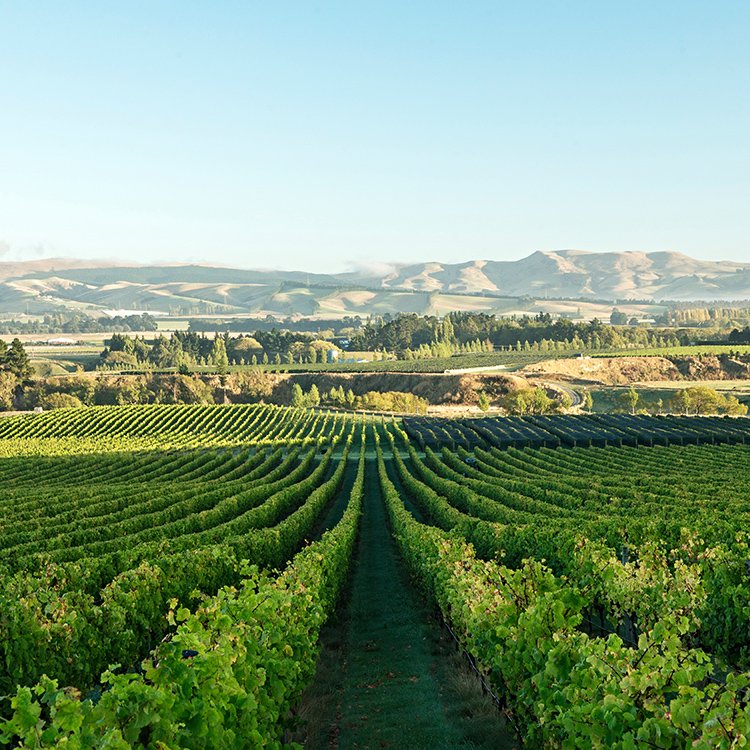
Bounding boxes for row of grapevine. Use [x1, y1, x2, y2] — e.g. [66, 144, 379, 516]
[386, 418, 750, 668]
[4, 403, 750, 747]
[403, 413, 750, 451]
[0, 422, 358, 696]
[0, 427, 368, 749]
[376, 428, 750, 748]
[0, 448, 306, 576]
[0, 449, 279, 553]
[0, 404, 354, 456]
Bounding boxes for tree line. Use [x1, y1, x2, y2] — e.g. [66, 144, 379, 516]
[618, 385, 747, 416]
[101, 330, 331, 369]
[288, 382, 427, 414]
[0, 313, 158, 335]
[96, 312, 750, 374]
[348, 312, 683, 355]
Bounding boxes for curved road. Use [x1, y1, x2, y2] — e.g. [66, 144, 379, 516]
[540, 381, 583, 406]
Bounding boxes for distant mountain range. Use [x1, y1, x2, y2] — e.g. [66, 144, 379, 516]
[1, 250, 749, 319]
[345, 250, 750, 299]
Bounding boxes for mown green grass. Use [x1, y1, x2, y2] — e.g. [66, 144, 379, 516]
[293, 448, 517, 749]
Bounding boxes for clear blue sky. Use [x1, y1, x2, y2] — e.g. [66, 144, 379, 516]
[1, 2, 748, 272]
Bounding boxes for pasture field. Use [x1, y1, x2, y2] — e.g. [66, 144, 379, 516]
[1, 406, 750, 748]
[23, 345, 103, 377]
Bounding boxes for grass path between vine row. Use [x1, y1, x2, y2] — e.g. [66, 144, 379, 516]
[292, 449, 519, 749]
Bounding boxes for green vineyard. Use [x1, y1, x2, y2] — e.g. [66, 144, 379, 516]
[0, 404, 350, 456]
[1, 406, 750, 748]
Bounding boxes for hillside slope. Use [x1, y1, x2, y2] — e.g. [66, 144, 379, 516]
[355, 250, 750, 299]
[2, 250, 749, 318]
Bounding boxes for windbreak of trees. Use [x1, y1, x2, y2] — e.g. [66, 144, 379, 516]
[655, 307, 750, 329]
[24, 373, 217, 410]
[188, 315, 361, 336]
[93, 311, 750, 375]
[288, 382, 427, 413]
[24, 367, 298, 410]
[21, 369, 431, 413]
[618, 385, 748, 417]
[0, 313, 158, 335]
[101, 330, 331, 370]
[348, 312, 682, 357]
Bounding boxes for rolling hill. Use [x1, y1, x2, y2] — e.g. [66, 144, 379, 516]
[1, 250, 749, 320]
[342, 250, 750, 299]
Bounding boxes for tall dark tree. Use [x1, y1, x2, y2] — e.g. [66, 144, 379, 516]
[6, 339, 34, 383]
[610, 308, 628, 326]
